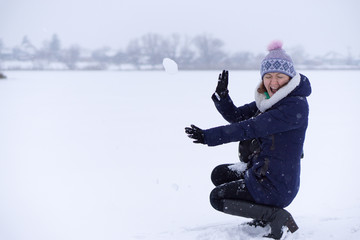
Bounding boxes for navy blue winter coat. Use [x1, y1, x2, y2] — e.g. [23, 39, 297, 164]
[203, 73, 311, 208]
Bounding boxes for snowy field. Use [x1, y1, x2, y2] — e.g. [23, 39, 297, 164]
[0, 70, 360, 240]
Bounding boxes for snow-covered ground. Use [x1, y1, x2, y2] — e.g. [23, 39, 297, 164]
[0, 70, 359, 240]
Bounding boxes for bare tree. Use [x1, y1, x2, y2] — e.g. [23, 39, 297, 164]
[63, 45, 80, 70]
[125, 39, 143, 69]
[140, 33, 167, 67]
[49, 34, 61, 54]
[177, 38, 196, 69]
[288, 45, 308, 65]
[92, 47, 112, 63]
[38, 34, 62, 61]
[193, 34, 226, 69]
[113, 49, 127, 65]
[226, 51, 253, 69]
[162, 34, 181, 60]
[12, 36, 37, 61]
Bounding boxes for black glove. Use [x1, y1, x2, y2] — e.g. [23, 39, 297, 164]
[215, 70, 229, 98]
[185, 124, 205, 144]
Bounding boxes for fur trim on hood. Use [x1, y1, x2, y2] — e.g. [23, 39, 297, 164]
[255, 73, 301, 112]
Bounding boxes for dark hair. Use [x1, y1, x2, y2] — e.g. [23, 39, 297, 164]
[257, 81, 266, 93]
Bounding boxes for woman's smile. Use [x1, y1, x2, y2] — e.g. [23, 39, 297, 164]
[263, 72, 291, 97]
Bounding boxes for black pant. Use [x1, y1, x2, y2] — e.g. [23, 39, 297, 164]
[210, 164, 255, 211]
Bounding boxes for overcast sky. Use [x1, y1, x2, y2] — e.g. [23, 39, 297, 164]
[1, 0, 359, 56]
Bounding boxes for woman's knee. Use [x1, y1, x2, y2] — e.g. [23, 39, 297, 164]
[211, 164, 232, 186]
[209, 187, 225, 211]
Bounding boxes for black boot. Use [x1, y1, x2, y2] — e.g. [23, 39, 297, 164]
[222, 199, 298, 239]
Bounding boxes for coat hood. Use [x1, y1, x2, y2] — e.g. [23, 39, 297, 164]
[255, 73, 311, 112]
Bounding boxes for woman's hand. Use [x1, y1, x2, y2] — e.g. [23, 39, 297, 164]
[215, 70, 229, 98]
[185, 124, 205, 144]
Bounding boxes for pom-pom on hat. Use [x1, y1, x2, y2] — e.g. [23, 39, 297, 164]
[260, 40, 296, 79]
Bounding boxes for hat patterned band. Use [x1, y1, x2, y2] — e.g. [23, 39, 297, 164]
[261, 58, 296, 78]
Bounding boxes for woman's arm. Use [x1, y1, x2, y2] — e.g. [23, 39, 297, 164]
[205, 97, 309, 146]
[212, 93, 258, 123]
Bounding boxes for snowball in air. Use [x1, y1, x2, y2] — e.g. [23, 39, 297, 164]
[162, 58, 178, 74]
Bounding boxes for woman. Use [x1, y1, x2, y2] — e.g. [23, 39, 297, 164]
[185, 41, 311, 239]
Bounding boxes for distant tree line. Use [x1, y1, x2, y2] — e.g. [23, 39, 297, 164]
[0, 33, 359, 71]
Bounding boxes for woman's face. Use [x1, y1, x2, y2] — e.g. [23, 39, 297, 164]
[263, 72, 291, 97]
